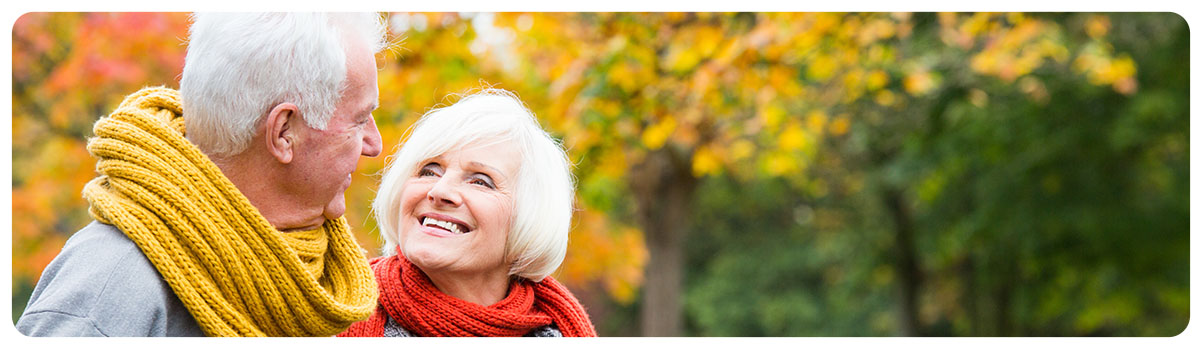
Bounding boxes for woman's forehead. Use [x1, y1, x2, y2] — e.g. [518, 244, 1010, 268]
[425, 141, 522, 169]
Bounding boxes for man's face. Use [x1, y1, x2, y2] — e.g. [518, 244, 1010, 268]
[290, 38, 382, 224]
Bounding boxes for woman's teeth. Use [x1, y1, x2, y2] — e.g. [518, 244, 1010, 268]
[422, 217, 464, 234]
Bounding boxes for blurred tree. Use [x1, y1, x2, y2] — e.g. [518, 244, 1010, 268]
[833, 12, 1189, 336]
[683, 12, 1187, 336]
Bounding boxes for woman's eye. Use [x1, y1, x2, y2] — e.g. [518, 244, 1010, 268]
[471, 177, 495, 189]
[418, 164, 441, 177]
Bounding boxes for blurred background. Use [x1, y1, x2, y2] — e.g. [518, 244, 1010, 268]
[10, 12, 1189, 336]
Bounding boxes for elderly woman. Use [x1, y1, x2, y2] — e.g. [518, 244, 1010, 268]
[339, 89, 596, 337]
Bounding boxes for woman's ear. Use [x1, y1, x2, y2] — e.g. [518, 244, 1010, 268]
[264, 103, 300, 164]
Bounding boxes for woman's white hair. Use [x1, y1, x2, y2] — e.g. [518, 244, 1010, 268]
[181, 12, 388, 157]
[374, 89, 575, 282]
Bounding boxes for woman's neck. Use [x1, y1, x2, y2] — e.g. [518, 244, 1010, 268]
[424, 269, 511, 306]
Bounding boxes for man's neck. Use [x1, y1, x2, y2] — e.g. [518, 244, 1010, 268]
[212, 151, 325, 232]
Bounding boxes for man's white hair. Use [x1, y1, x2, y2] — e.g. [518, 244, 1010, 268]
[374, 89, 576, 282]
[181, 12, 387, 157]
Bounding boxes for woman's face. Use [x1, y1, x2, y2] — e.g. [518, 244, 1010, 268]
[396, 140, 520, 282]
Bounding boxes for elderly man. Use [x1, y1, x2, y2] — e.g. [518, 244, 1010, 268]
[17, 13, 388, 337]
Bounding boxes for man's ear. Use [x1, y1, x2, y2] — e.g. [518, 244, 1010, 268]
[264, 103, 300, 164]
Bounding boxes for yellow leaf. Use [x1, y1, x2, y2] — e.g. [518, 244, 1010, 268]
[730, 139, 756, 161]
[565, 126, 599, 156]
[598, 99, 623, 118]
[873, 18, 896, 40]
[970, 51, 997, 75]
[806, 110, 828, 132]
[608, 62, 638, 93]
[1038, 38, 1069, 63]
[672, 121, 700, 148]
[696, 26, 723, 58]
[875, 89, 897, 106]
[866, 45, 894, 64]
[691, 145, 723, 177]
[615, 118, 638, 138]
[829, 115, 851, 136]
[903, 69, 938, 96]
[608, 278, 638, 305]
[596, 149, 628, 178]
[770, 66, 804, 98]
[1006, 12, 1026, 25]
[764, 151, 802, 176]
[842, 69, 864, 90]
[607, 226, 648, 305]
[713, 35, 744, 65]
[641, 115, 677, 150]
[866, 70, 889, 91]
[807, 53, 838, 82]
[812, 12, 839, 34]
[962, 12, 994, 38]
[1085, 15, 1110, 38]
[779, 121, 807, 152]
[760, 103, 787, 130]
[1104, 55, 1137, 82]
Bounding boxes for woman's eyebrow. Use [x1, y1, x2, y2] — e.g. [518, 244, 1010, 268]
[469, 161, 504, 178]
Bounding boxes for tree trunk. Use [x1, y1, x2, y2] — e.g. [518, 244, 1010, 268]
[962, 256, 980, 336]
[995, 257, 1015, 336]
[884, 187, 923, 336]
[629, 148, 696, 337]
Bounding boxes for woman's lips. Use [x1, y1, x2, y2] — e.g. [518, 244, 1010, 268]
[417, 212, 472, 237]
[418, 223, 460, 237]
[422, 212, 470, 230]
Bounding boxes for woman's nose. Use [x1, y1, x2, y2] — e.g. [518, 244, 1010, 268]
[426, 176, 462, 207]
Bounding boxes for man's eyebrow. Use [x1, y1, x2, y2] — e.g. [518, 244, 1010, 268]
[363, 101, 379, 115]
[469, 161, 504, 178]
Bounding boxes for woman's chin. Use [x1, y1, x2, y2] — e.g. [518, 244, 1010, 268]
[403, 245, 453, 270]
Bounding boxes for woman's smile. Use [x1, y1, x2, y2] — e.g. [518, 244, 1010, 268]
[418, 212, 472, 236]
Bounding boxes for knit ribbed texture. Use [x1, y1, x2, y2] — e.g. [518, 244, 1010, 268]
[338, 253, 597, 337]
[81, 87, 379, 337]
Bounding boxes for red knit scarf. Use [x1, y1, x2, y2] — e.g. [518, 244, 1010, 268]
[338, 253, 597, 337]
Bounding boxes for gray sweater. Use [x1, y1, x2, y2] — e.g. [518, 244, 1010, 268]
[382, 314, 562, 337]
[16, 221, 205, 336]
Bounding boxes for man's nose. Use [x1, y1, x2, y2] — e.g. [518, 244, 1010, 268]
[362, 117, 382, 157]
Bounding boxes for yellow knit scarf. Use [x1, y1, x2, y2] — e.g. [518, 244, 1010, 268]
[81, 87, 378, 336]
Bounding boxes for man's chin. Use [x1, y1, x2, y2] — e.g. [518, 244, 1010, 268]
[323, 195, 347, 221]
[323, 207, 345, 221]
